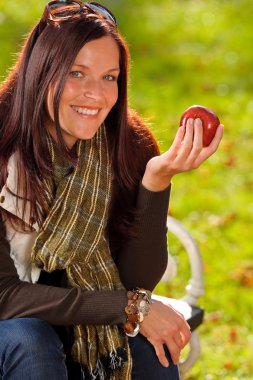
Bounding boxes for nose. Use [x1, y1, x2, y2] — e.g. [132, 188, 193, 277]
[82, 77, 103, 102]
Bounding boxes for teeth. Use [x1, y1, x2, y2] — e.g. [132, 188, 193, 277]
[72, 106, 99, 116]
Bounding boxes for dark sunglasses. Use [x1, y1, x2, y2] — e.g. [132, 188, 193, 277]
[44, 0, 117, 26]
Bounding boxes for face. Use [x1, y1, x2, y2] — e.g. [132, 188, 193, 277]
[46, 35, 120, 148]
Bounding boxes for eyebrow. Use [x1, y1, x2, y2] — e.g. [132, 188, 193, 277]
[73, 64, 120, 72]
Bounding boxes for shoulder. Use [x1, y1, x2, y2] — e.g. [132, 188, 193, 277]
[0, 154, 38, 229]
[0, 153, 19, 199]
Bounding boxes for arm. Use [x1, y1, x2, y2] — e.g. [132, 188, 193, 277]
[117, 119, 224, 292]
[116, 184, 171, 291]
[120, 119, 224, 367]
[0, 214, 127, 326]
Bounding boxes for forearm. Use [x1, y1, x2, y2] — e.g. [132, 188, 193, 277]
[0, 219, 127, 326]
[116, 184, 171, 291]
[0, 276, 127, 326]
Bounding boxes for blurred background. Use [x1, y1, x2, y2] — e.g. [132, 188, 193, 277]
[0, 0, 252, 378]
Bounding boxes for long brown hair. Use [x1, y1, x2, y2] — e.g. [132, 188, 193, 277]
[0, 8, 159, 242]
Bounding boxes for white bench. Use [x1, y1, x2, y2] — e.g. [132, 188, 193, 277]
[154, 215, 205, 378]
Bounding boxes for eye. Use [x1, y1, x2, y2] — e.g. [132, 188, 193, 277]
[69, 71, 82, 78]
[104, 74, 117, 81]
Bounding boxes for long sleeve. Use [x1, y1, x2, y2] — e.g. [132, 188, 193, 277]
[0, 215, 127, 326]
[116, 184, 171, 291]
[0, 184, 170, 326]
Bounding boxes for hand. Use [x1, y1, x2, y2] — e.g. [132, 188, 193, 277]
[139, 299, 191, 367]
[142, 118, 224, 191]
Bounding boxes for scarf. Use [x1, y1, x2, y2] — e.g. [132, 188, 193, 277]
[31, 125, 132, 379]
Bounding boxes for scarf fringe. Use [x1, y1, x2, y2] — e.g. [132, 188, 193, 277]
[80, 348, 128, 380]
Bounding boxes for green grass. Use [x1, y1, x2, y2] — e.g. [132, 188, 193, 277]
[1, 0, 252, 378]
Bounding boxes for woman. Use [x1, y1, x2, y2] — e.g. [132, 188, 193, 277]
[0, 1, 223, 379]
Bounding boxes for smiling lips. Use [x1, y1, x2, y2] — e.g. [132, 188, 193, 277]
[71, 105, 99, 116]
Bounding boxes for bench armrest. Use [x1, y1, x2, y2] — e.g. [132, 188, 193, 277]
[161, 216, 205, 306]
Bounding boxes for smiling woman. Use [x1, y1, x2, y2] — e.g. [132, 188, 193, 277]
[46, 36, 120, 146]
[0, 1, 223, 380]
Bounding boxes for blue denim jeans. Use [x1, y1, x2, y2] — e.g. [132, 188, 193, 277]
[0, 318, 180, 379]
[129, 334, 180, 380]
[0, 318, 67, 380]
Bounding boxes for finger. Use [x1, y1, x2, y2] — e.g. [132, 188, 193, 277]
[151, 341, 169, 368]
[208, 123, 224, 149]
[164, 340, 180, 365]
[179, 321, 192, 346]
[171, 118, 194, 168]
[187, 118, 203, 162]
[173, 330, 184, 349]
[183, 118, 194, 141]
[171, 311, 191, 345]
[165, 321, 190, 364]
[193, 118, 203, 149]
[194, 123, 224, 166]
[178, 118, 194, 156]
[164, 126, 185, 160]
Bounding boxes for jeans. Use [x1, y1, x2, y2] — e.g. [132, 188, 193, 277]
[0, 318, 180, 379]
[0, 318, 68, 380]
[129, 334, 180, 380]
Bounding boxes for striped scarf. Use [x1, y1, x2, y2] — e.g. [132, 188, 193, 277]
[31, 125, 132, 379]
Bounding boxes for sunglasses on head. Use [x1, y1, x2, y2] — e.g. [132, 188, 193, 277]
[44, 0, 117, 26]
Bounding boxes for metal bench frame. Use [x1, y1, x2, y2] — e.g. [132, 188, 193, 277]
[155, 215, 205, 378]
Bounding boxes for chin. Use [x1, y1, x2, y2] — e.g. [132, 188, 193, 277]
[79, 130, 99, 141]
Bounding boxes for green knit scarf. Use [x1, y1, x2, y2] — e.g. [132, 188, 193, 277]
[31, 125, 132, 379]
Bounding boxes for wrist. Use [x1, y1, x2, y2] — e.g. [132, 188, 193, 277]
[142, 176, 172, 192]
[123, 288, 152, 337]
[142, 159, 172, 192]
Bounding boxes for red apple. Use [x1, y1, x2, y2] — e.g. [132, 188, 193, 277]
[180, 105, 220, 147]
